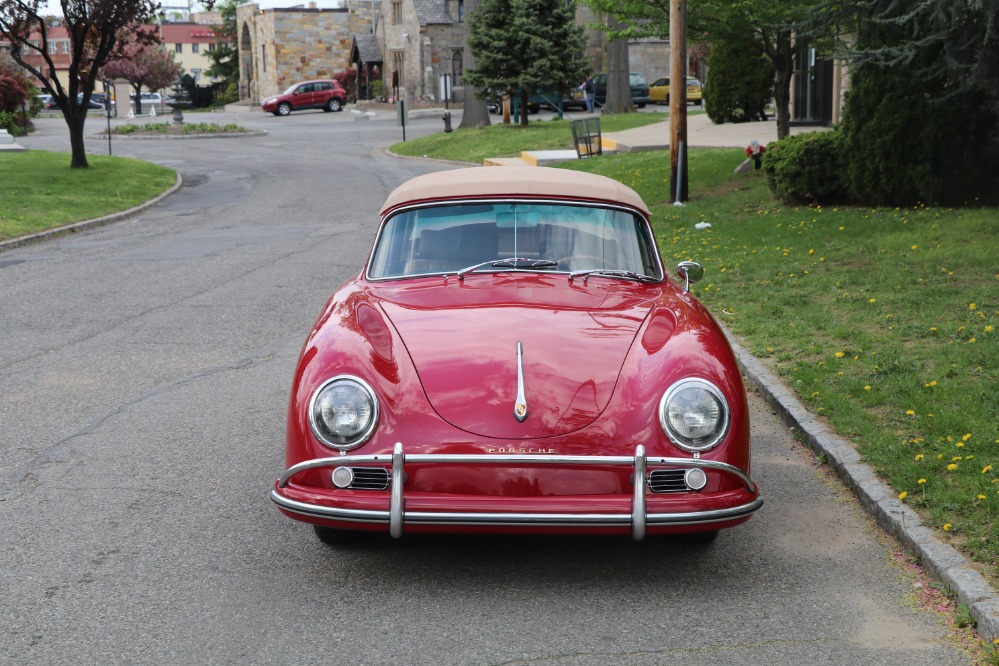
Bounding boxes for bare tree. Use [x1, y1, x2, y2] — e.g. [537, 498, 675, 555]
[0, 0, 161, 167]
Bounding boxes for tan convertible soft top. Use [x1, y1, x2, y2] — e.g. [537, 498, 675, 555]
[380, 166, 650, 217]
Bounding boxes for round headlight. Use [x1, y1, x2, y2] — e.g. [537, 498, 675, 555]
[309, 376, 379, 451]
[659, 378, 729, 452]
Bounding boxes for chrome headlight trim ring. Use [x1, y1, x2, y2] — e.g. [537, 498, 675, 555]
[658, 377, 730, 453]
[308, 375, 379, 452]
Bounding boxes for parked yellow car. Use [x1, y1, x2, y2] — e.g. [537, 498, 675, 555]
[649, 77, 704, 106]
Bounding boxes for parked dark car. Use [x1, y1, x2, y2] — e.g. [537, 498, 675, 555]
[90, 92, 115, 111]
[261, 79, 347, 116]
[590, 73, 650, 109]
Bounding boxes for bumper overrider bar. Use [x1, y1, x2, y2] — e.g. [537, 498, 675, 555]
[272, 443, 763, 541]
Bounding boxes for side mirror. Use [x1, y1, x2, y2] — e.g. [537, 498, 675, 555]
[676, 261, 704, 293]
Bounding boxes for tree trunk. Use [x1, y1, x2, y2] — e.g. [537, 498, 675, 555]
[605, 15, 632, 114]
[519, 89, 529, 126]
[458, 0, 491, 129]
[773, 28, 794, 140]
[65, 108, 89, 169]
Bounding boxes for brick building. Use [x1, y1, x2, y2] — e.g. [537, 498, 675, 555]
[2, 19, 222, 96]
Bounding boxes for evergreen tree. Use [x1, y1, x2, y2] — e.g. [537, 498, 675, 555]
[464, 0, 588, 126]
[703, 35, 774, 124]
[205, 0, 247, 102]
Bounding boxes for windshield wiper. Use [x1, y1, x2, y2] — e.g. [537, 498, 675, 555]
[568, 269, 659, 284]
[452, 257, 559, 280]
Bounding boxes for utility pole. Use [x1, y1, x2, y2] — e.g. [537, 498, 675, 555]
[669, 0, 688, 203]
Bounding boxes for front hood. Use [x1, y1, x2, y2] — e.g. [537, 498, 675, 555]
[377, 275, 657, 439]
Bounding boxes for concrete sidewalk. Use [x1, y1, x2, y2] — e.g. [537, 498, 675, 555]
[486, 112, 829, 166]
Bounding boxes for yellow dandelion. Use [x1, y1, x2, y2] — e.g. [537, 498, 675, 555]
[947, 463, 958, 471]
[978, 494, 986, 500]
[905, 410, 915, 416]
[983, 465, 994, 474]
[925, 380, 937, 387]
[918, 478, 926, 484]
[962, 433, 972, 441]
[898, 491, 908, 500]
[911, 245, 918, 250]
[969, 303, 977, 310]
[943, 523, 952, 531]
[956, 442, 964, 448]
[869, 298, 876, 304]
[834, 351, 845, 358]
[987, 326, 994, 333]
[915, 454, 924, 461]
[969, 337, 976, 343]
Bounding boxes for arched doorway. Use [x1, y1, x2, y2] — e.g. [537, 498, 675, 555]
[240, 22, 254, 102]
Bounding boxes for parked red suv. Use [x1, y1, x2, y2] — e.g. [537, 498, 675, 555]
[261, 79, 346, 116]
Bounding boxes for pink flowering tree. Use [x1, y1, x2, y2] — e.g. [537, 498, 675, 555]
[102, 26, 181, 115]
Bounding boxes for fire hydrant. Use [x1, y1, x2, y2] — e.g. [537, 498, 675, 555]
[442, 111, 452, 133]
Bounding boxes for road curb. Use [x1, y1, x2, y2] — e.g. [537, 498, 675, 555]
[726, 334, 999, 643]
[0, 171, 182, 255]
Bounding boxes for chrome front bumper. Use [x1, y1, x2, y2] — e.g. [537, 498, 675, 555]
[272, 443, 763, 541]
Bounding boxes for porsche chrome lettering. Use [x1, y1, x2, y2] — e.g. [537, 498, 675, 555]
[487, 447, 556, 454]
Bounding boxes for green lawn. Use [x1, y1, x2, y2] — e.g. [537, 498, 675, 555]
[392, 128, 998, 588]
[391, 111, 669, 162]
[0, 150, 176, 242]
[577, 153, 998, 586]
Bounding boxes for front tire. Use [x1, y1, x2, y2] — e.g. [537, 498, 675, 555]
[277, 102, 291, 116]
[326, 98, 342, 112]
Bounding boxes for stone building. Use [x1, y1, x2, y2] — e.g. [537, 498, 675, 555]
[375, 0, 468, 106]
[236, 1, 376, 105]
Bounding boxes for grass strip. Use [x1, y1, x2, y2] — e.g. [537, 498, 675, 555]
[0, 151, 176, 241]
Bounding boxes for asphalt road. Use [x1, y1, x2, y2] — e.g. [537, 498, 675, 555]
[0, 110, 970, 665]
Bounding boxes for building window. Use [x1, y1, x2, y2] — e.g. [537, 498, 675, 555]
[261, 46, 266, 72]
[61, 40, 70, 54]
[175, 43, 182, 53]
[392, 0, 402, 24]
[192, 68, 201, 82]
[48, 40, 57, 53]
[208, 43, 215, 52]
[192, 43, 199, 53]
[458, 0, 465, 22]
[452, 50, 463, 86]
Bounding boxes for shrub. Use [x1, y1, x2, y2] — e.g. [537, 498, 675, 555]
[0, 110, 27, 136]
[704, 36, 773, 124]
[333, 68, 357, 102]
[841, 63, 999, 205]
[763, 129, 849, 205]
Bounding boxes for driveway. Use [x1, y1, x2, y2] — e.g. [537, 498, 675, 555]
[0, 111, 970, 664]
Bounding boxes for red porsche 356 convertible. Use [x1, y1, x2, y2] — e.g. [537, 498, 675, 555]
[272, 166, 762, 544]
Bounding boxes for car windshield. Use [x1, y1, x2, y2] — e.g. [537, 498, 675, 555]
[282, 84, 301, 95]
[367, 202, 662, 280]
